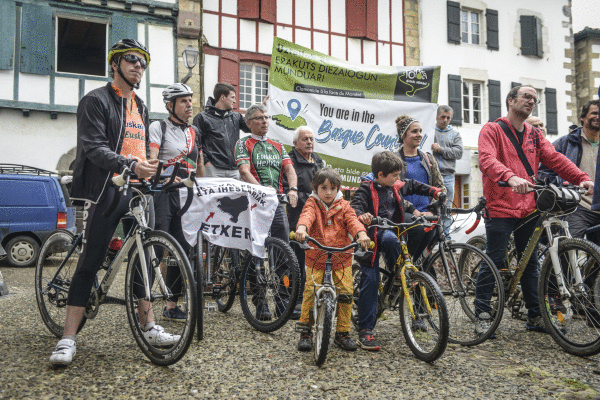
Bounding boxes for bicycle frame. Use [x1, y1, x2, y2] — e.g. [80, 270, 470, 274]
[311, 259, 339, 324]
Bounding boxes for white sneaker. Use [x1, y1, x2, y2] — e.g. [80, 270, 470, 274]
[143, 325, 180, 346]
[49, 339, 76, 366]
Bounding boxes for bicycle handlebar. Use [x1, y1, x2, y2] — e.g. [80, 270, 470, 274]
[368, 215, 437, 233]
[289, 232, 374, 255]
[103, 161, 194, 218]
[498, 180, 588, 194]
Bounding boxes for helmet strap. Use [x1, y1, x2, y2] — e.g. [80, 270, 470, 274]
[168, 106, 189, 126]
[114, 56, 140, 90]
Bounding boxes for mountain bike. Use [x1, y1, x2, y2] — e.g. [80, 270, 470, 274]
[290, 232, 372, 365]
[357, 216, 449, 362]
[470, 182, 600, 356]
[419, 196, 505, 345]
[36, 164, 198, 365]
[190, 193, 300, 337]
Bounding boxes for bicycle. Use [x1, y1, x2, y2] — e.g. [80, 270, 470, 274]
[470, 181, 600, 355]
[355, 216, 450, 362]
[289, 232, 372, 365]
[36, 164, 198, 365]
[418, 195, 505, 345]
[190, 191, 300, 337]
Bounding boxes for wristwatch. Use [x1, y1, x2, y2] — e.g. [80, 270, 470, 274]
[289, 186, 298, 192]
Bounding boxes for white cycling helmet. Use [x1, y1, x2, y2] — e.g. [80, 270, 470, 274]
[162, 83, 193, 104]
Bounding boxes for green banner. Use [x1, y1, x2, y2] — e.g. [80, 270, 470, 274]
[270, 37, 440, 103]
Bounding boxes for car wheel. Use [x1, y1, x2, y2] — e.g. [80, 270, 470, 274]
[6, 236, 40, 268]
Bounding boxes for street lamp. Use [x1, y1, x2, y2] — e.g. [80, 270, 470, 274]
[181, 45, 199, 84]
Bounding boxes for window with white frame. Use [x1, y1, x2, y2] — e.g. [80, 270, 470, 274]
[239, 63, 269, 110]
[56, 17, 107, 76]
[531, 88, 543, 117]
[461, 9, 480, 45]
[463, 80, 482, 124]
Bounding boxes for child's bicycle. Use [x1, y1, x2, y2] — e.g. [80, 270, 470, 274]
[35, 164, 198, 365]
[361, 216, 449, 362]
[289, 232, 373, 366]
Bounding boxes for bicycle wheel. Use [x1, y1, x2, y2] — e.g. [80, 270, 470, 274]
[424, 242, 504, 345]
[538, 238, 600, 356]
[35, 231, 86, 338]
[125, 230, 197, 365]
[194, 231, 205, 340]
[398, 271, 449, 362]
[313, 292, 334, 366]
[239, 237, 300, 332]
[212, 245, 239, 313]
[351, 262, 392, 330]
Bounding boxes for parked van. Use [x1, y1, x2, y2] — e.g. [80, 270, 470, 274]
[0, 164, 76, 267]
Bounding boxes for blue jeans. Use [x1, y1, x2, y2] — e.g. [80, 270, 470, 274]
[356, 222, 434, 331]
[442, 174, 455, 239]
[475, 216, 540, 318]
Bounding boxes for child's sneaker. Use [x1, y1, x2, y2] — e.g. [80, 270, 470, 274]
[526, 316, 548, 333]
[298, 333, 312, 351]
[334, 331, 357, 351]
[49, 338, 76, 366]
[358, 329, 380, 351]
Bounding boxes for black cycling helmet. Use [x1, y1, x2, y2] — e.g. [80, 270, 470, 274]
[163, 83, 194, 125]
[107, 39, 150, 65]
[107, 39, 150, 90]
[162, 83, 193, 104]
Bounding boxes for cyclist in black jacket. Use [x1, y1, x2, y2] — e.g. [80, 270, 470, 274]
[192, 83, 250, 179]
[50, 39, 180, 366]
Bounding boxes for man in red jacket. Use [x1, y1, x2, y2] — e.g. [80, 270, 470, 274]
[475, 85, 594, 335]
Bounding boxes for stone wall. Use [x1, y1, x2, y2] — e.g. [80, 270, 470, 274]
[177, 0, 203, 110]
[564, 1, 579, 126]
[575, 28, 600, 116]
[404, 0, 420, 66]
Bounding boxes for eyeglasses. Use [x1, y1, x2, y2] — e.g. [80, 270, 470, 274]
[249, 116, 269, 121]
[121, 54, 147, 69]
[518, 93, 541, 105]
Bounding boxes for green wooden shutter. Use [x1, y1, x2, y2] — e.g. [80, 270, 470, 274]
[448, 74, 462, 126]
[486, 9, 499, 51]
[545, 88, 557, 135]
[20, 3, 53, 75]
[511, 82, 521, 88]
[520, 15, 543, 58]
[111, 15, 138, 47]
[447, 1, 461, 44]
[488, 80, 502, 122]
[0, 1, 16, 70]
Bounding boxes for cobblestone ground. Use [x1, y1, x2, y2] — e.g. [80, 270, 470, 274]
[1, 263, 600, 400]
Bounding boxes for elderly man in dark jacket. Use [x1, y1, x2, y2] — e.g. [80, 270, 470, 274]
[285, 126, 324, 314]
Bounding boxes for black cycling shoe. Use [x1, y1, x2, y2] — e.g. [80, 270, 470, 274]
[298, 334, 312, 351]
[256, 304, 272, 321]
[334, 332, 357, 351]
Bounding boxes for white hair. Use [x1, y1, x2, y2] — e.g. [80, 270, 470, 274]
[293, 126, 314, 142]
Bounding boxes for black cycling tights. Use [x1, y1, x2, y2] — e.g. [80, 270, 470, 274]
[67, 187, 154, 307]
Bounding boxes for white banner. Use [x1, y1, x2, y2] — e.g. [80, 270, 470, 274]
[180, 178, 279, 257]
[267, 85, 438, 179]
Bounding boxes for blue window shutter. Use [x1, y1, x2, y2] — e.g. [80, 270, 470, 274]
[511, 82, 522, 88]
[0, 1, 16, 70]
[111, 15, 138, 47]
[20, 3, 53, 75]
[448, 74, 462, 126]
[488, 80, 502, 122]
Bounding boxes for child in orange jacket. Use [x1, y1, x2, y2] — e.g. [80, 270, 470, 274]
[294, 167, 370, 351]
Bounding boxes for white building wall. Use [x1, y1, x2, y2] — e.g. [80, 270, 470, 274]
[419, 0, 572, 205]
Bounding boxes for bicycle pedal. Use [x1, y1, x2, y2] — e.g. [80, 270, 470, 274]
[212, 284, 221, 297]
[205, 304, 217, 311]
[295, 322, 310, 333]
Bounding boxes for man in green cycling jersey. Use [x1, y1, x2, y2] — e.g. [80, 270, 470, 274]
[235, 103, 299, 320]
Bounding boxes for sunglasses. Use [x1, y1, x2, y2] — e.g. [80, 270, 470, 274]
[121, 54, 147, 69]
